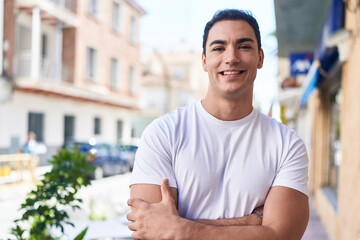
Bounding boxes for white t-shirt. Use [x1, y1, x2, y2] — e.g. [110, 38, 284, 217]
[131, 101, 308, 220]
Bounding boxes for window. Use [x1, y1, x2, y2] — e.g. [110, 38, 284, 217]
[321, 80, 341, 211]
[41, 34, 49, 78]
[94, 117, 101, 135]
[129, 16, 137, 44]
[17, 25, 31, 76]
[110, 58, 118, 88]
[116, 120, 123, 144]
[128, 66, 136, 94]
[41, 34, 47, 58]
[86, 47, 97, 80]
[112, 2, 121, 32]
[28, 112, 44, 142]
[88, 0, 98, 17]
[328, 90, 342, 193]
[131, 126, 135, 138]
[19, 25, 31, 51]
[64, 115, 75, 143]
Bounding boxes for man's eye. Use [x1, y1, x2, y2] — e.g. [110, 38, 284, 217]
[212, 47, 224, 51]
[239, 45, 252, 49]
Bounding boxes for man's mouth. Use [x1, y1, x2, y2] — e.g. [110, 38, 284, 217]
[219, 70, 244, 76]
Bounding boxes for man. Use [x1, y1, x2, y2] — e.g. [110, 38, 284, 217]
[22, 131, 38, 155]
[127, 9, 309, 239]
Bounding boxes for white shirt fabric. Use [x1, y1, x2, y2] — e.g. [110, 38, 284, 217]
[130, 101, 308, 220]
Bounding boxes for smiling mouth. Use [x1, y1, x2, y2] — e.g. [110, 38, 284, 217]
[219, 70, 245, 76]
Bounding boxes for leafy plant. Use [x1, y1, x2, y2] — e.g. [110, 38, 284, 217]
[9, 148, 95, 240]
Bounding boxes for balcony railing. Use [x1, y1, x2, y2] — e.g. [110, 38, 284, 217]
[15, 53, 69, 82]
[16, 0, 79, 26]
[47, 0, 77, 13]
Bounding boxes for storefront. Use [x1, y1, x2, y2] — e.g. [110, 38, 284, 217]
[301, 0, 360, 239]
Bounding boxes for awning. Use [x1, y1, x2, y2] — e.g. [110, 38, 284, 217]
[300, 0, 344, 107]
[300, 46, 339, 107]
[300, 61, 320, 107]
[314, 0, 345, 60]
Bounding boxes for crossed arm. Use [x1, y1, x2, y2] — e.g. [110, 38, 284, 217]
[127, 179, 309, 240]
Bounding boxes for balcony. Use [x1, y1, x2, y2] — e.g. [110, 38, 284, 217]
[47, 0, 76, 12]
[16, 0, 79, 27]
[15, 52, 68, 82]
[14, 53, 139, 109]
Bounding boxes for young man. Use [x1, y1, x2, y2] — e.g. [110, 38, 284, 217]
[22, 131, 38, 155]
[127, 9, 309, 239]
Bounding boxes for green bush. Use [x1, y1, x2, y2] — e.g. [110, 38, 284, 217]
[9, 148, 95, 240]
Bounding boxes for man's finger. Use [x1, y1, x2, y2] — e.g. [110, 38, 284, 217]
[127, 198, 147, 208]
[161, 178, 173, 202]
[126, 211, 136, 222]
[128, 220, 139, 231]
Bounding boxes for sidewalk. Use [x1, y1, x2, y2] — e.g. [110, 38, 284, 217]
[302, 198, 329, 240]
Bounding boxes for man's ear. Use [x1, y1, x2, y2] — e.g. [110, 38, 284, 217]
[202, 53, 208, 72]
[257, 49, 264, 69]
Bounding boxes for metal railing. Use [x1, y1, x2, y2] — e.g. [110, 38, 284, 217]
[14, 53, 70, 82]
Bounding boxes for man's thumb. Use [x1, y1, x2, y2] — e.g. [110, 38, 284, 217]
[161, 178, 172, 202]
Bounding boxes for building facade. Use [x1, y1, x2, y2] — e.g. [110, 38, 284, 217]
[0, 0, 145, 163]
[275, 0, 360, 239]
[310, 1, 360, 239]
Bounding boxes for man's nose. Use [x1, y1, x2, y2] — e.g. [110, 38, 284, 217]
[225, 48, 240, 65]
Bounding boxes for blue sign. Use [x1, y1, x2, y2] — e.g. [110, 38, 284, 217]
[290, 52, 314, 76]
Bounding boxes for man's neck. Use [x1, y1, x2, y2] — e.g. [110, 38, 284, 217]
[201, 97, 253, 121]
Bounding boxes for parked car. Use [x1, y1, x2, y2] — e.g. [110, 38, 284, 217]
[116, 144, 138, 171]
[63, 141, 131, 179]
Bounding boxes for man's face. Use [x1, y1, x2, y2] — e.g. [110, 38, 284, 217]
[202, 20, 264, 100]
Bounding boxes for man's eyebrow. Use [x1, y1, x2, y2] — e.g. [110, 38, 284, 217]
[209, 39, 226, 46]
[236, 37, 255, 44]
[208, 38, 255, 46]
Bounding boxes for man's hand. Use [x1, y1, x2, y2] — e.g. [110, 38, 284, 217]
[127, 179, 183, 240]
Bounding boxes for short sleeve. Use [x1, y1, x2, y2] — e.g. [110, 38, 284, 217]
[130, 118, 178, 188]
[272, 132, 309, 196]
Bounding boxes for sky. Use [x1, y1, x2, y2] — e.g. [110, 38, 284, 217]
[136, 0, 278, 111]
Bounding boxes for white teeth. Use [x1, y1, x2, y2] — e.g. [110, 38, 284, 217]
[222, 71, 240, 75]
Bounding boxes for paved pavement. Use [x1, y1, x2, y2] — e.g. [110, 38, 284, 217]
[0, 169, 329, 240]
[302, 199, 330, 240]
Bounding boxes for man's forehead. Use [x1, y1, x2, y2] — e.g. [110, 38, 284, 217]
[207, 20, 256, 44]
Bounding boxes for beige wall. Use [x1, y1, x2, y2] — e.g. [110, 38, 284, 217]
[74, 0, 143, 99]
[338, 5, 360, 239]
[62, 28, 76, 82]
[311, 2, 360, 239]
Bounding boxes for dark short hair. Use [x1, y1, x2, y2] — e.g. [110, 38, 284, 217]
[202, 9, 262, 55]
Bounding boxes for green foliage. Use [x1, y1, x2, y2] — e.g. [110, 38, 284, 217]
[9, 148, 95, 240]
[73, 227, 88, 240]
